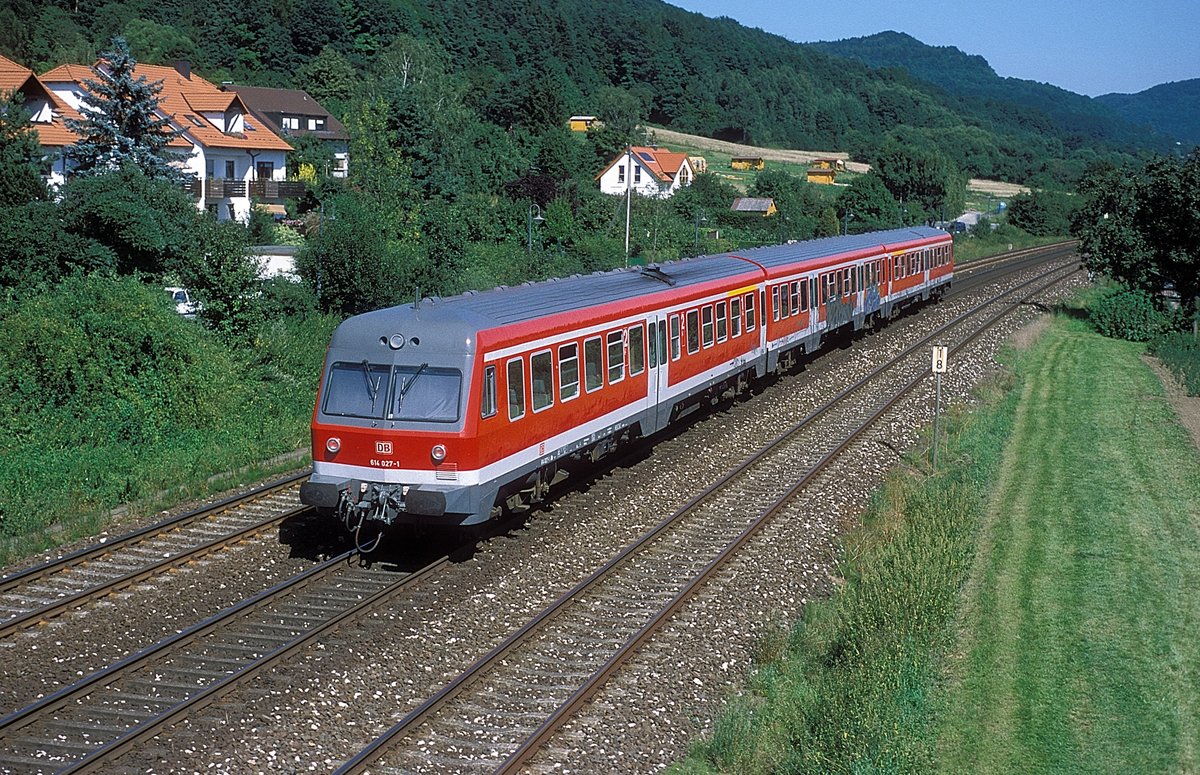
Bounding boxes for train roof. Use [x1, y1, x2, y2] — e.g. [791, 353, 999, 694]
[331, 226, 949, 348]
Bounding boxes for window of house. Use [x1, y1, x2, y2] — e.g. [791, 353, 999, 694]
[481, 365, 497, 418]
[584, 337, 603, 392]
[606, 331, 624, 384]
[256, 161, 274, 180]
[686, 310, 699, 354]
[507, 358, 525, 420]
[531, 351, 553, 411]
[701, 305, 714, 347]
[281, 116, 300, 130]
[634, 166, 642, 183]
[670, 315, 681, 360]
[716, 301, 728, 342]
[224, 160, 235, 179]
[559, 343, 579, 401]
[308, 117, 326, 131]
[618, 164, 625, 183]
[628, 325, 645, 375]
[731, 298, 741, 337]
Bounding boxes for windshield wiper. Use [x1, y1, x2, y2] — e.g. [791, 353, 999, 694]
[396, 362, 429, 408]
[361, 360, 380, 407]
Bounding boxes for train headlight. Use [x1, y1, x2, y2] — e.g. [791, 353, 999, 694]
[431, 444, 447, 463]
[388, 333, 405, 350]
[325, 437, 342, 453]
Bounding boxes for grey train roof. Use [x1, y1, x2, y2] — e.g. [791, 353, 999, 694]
[332, 226, 948, 344]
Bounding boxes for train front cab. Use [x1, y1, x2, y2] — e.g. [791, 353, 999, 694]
[301, 326, 493, 530]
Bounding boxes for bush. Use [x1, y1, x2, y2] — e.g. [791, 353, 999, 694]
[1089, 287, 1172, 342]
[1150, 332, 1200, 395]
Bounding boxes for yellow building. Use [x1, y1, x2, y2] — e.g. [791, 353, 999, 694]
[731, 156, 765, 171]
[807, 167, 837, 185]
[568, 115, 598, 132]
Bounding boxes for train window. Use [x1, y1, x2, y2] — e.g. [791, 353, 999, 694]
[390, 364, 462, 423]
[791, 281, 800, 315]
[844, 267, 853, 293]
[716, 302, 728, 342]
[746, 292, 756, 331]
[507, 358, 525, 421]
[323, 361, 391, 419]
[481, 365, 497, 419]
[629, 325, 645, 375]
[801, 278, 809, 311]
[559, 342, 579, 402]
[584, 337, 603, 392]
[857, 265, 864, 290]
[658, 320, 668, 362]
[731, 297, 742, 337]
[607, 330, 625, 384]
[894, 255, 903, 279]
[686, 309, 700, 354]
[647, 321, 658, 368]
[771, 286, 780, 321]
[835, 272, 843, 298]
[670, 315, 681, 360]
[531, 351, 553, 412]
[779, 286, 788, 319]
[810, 278, 817, 308]
[702, 305, 714, 347]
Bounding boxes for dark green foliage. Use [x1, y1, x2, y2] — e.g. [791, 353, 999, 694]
[1096, 79, 1200, 148]
[0, 91, 49, 207]
[836, 173, 902, 233]
[1072, 151, 1200, 321]
[175, 217, 264, 345]
[259, 276, 318, 320]
[0, 201, 115, 296]
[1149, 333, 1200, 395]
[1006, 190, 1077, 236]
[1089, 287, 1173, 342]
[870, 142, 966, 224]
[748, 169, 839, 240]
[64, 36, 187, 181]
[56, 164, 199, 276]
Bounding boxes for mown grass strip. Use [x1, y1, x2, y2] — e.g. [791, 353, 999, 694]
[671, 313, 1200, 774]
[937, 318, 1200, 774]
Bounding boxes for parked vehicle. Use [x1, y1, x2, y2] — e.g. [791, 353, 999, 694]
[165, 287, 201, 318]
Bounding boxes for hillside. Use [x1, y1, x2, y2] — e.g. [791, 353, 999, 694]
[1097, 79, 1200, 148]
[811, 31, 1177, 153]
[0, 0, 1172, 188]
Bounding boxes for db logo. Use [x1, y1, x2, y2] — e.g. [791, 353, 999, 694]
[375, 441, 393, 455]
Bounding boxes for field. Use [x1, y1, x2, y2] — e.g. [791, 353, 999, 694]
[674, 310, 1200, 774]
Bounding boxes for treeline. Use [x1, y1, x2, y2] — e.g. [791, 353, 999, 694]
[0, 0, 1161, 186]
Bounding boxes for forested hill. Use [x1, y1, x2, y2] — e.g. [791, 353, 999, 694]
[0, 0, 1172, 184]
[811, 31, 1181, 153]
[1097, 80, 1200, 148]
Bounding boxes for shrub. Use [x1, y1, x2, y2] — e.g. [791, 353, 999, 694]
[1150, 332, 1200, 396]
[1089, 287, 1172, 342]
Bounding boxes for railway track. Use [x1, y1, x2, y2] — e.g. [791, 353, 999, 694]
[330, 258, 1081, 774]
[0, 474, 308, 641]
[0, 246, 1076, 773]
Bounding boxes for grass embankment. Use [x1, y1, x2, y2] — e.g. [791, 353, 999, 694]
[0, 276, 337, 567]
[673, 313, 1200, 774]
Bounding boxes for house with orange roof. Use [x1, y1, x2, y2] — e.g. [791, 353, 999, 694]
[41, 60, 295, 222]
[596, 146, 696, 198]
[0, 53, 84, 188]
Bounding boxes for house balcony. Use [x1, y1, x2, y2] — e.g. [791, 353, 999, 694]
[182, 178, 248, 198]
[248, 180, 308, 199]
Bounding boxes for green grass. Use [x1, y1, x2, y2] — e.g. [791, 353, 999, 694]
[936, 317, 1200, 774]
[671, 311, 1200, 774]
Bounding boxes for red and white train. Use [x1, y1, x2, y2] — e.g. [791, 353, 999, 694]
[300, 226, 953, 531]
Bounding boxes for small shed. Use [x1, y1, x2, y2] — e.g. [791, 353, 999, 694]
[731, 197, 777, 217]
[731, 156, 765, 171]
[806, 167, 837, 185]
[568, 115, 598, 132]
[690, 156, 707, 174]
[810, 158, 846, 171]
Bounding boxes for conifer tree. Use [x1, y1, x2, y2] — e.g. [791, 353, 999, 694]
[65, 36, 186, 181]
[0, 90, 49, 206]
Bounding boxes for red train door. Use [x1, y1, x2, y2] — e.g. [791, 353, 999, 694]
[646, 313, 669, 432]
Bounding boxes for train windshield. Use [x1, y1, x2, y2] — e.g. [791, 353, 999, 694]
[322, 362, 462, 423]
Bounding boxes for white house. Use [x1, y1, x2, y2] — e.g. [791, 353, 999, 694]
[41, 60, 294, 222]
[0, 54, 84, 188]
[597, 146, 695, 198]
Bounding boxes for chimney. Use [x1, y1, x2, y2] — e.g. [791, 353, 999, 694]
[174, 60, 191, 80]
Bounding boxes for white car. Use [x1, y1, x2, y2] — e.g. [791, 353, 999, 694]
[165, 286, 201, 318]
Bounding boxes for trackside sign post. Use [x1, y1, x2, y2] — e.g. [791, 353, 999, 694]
[931, 346, 948, 468]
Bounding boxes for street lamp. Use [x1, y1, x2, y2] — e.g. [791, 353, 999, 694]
[527, 203, 545, 256]
[694, 211, 708, 248]
[843, 210, 854, 236]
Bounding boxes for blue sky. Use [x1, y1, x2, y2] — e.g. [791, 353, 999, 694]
[666, 1, 1200, 97]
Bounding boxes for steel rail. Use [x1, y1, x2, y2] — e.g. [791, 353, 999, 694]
[333, 257, 1080, 774]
